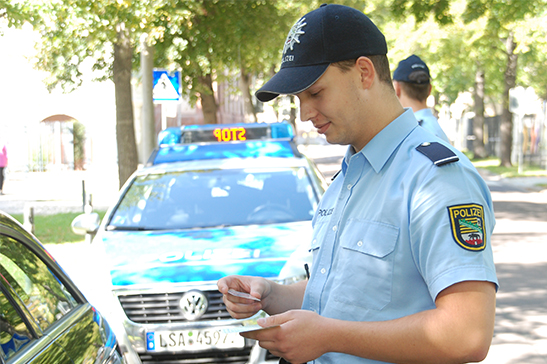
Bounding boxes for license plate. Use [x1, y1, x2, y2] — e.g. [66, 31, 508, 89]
[146, 329, 245, 352]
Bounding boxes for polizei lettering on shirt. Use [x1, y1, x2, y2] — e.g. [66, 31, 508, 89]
[317, 208, 334, 217]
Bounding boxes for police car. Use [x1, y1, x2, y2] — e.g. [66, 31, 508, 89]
[72, 122, 327, 364]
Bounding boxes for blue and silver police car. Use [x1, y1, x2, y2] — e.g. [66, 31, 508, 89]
[72, 122, 327, 364]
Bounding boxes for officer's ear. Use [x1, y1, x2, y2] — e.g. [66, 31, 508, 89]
[356, 56, 375, 90]
[393, 80, 402, 97]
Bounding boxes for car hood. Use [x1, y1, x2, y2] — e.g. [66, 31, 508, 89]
[98, 222, 312, 288]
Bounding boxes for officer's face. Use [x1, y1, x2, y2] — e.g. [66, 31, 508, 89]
[296, 63, 371, 151]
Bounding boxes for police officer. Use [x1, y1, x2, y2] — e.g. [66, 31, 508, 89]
[393, 54, 451, 143]
[218, 4, 498, 364]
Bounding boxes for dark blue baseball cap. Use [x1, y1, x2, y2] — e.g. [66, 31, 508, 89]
[255, 4, 387, 102]
[393, 55, 431, 84]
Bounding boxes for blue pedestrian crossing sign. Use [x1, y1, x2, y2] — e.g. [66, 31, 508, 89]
[153, 69, 181, 101]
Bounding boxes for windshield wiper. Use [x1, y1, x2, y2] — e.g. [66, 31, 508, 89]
[106, 226, 164, 231]
[105, 224, 242, 231]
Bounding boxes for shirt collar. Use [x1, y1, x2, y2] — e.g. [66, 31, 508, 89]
[414, 108, 434, 119]
[342, 108, 418, 175]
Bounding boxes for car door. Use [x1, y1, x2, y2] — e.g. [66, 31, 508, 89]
[0, 286, 73, 364]
[0, 230, 117, 364]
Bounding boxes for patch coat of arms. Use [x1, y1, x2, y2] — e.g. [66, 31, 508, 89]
[447, 204, 486, 251]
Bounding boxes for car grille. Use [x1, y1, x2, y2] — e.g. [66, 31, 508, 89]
[138, 348, 252, 364]
[119, 290, 231, 324]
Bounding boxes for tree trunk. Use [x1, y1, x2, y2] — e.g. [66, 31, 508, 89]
[240, 66, 257, 123]
[289, 95, 297, 130]
[500, 31, 518, 167]
[198, 74, 218, 124]
[269, 65, 279, 121]
[473, 68, 487, 159]
[113, 23, 139, 188]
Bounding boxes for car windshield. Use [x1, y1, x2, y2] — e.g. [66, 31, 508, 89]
[107, 167, 319, 230]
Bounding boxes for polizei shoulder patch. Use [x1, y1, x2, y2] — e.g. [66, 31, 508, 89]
[416, 142, 459, 166]
[447, 204, 486, 251]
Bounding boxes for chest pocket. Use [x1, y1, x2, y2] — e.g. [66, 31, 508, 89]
[332, 219, 399, 310]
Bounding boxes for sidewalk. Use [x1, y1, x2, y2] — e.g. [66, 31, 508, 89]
[0, 168, 120, 215]
[477, 167, 547, 193]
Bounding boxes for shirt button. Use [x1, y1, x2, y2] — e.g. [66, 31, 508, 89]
[347, 184, 352, 190]
[332, 226, 337, 232]
[320, 268, 326, 274]
[421, 142, 431, 147]
[357, 241, 363, 247]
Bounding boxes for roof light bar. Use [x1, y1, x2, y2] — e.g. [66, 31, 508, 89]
[157, 122, 294, 146]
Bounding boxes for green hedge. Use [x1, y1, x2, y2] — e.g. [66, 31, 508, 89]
[10, 211, 106, 245]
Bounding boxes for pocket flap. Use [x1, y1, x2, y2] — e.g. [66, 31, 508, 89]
[340, 220, 399, 258]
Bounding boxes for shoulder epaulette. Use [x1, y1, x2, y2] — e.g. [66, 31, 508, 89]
[416, 142, 459, 166]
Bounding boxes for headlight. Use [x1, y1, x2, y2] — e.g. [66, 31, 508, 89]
[276, 274, 308, 286]
[277, 240, 312, 284]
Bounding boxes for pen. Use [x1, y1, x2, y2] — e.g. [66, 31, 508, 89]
[304, 263, 310, 279]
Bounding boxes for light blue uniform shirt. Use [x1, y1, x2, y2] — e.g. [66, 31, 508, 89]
[414, 108, 450, 143]
[302, 108, 498, 364]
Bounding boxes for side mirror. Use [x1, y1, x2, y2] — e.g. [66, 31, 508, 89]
[71, 212, 100, 236]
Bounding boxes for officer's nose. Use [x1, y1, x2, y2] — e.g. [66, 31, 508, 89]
[299, 98, 318, 123]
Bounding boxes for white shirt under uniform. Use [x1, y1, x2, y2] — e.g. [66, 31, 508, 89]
[301, 108, 498, 364]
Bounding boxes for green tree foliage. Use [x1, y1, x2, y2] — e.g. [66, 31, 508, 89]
[512, 10, 547, 100]
[389, 0, 453, 24]
[0, 0, 37, 29]
[462, 0, 547, 166]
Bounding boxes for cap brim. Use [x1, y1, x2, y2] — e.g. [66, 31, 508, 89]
[255, 64, 329, 102]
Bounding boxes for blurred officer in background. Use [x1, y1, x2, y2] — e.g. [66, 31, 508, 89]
[393, 54, 451, 143]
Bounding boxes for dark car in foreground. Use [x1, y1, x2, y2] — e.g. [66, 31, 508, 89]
[0, 211, 125, 364]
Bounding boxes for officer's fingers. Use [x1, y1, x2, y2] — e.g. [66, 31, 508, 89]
[240, 324, 280, 341]
[257, 311, 293, 329]
[222, 295, 262, 319]
[217, 275, 248, 294]
[217, 277, 230, 293]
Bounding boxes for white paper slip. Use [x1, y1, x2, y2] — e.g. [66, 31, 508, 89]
[228, 289, 261, 301]
[221, 310, 278, 333]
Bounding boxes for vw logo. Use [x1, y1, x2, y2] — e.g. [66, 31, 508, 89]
[179, 291, 208, 320]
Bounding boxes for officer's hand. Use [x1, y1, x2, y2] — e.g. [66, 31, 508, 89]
[217, 275, 270, 319]
[241, 309, 328, 364]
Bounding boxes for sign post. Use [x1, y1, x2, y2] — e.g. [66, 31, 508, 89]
[153, 69, 181, 129]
